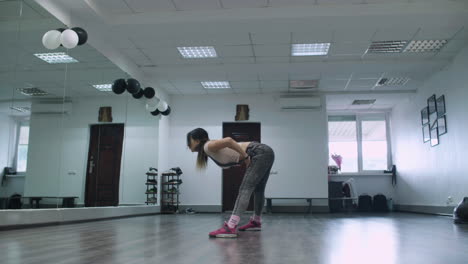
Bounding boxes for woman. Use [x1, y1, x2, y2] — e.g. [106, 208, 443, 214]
[187, 128, 275, 238]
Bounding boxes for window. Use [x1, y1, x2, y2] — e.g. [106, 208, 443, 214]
[328, 114, 391, 173]
[16, 125, 29, 172]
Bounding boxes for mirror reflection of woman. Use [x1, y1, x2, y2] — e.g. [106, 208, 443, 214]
[187, 128, 275, 238]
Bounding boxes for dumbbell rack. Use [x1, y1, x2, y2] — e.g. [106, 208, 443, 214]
[160, 171, 181, 214]
[145, 170, 158, 205]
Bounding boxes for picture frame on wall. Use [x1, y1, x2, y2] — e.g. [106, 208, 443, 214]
[428, 94, 437, 114]
[421, 107, 429, 125]
[436, 95, 446, 117]
[430, 125, 439, 147]
[438, 115, 447, 136]
[422, 124, 430, 143]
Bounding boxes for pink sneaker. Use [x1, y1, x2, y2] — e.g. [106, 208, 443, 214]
[209, 222, 238, 238]
[238, 218, 261, 231]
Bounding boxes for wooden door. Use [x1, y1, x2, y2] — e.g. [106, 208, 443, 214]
[85, 124, 124, 207]
[222, 122, 261, 212]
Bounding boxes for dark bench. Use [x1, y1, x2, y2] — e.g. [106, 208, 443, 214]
[24, 196, 78, 208]
[265, 198, 327, 213]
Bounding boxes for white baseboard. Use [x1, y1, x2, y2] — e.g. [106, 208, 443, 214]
[0, 205, 160, 229]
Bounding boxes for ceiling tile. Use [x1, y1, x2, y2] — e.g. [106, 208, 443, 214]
[414, 26, 463, 40]
[231, 81, 259, 89]
[320, 79, 348, 90]
[253, 45, 290, 56]
[269, 0, 315, 7]
[255, 57, 290, 63]
[260, 80, 288, 89]
[222, 57, 255, 64]
[124, 0, 176, 12]
[293, 30, 333, 43]
[216, 45, 253, 57]
[221, 0, 267, 8]
[317, 0, 363, 4]
[172, 0, 221, 11]
[92, 0, 132, 13]
[348, 79, 377, 87]
[259, 71, 289, 80]
[371, 28, 419, 41]
[250, 32, 291, 45]
[333, 29, 376, 42]
[330, 42, 368, 55]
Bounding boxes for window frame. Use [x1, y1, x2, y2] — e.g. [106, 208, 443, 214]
[14, 122, 30, 173]
[328, 112, 392, 175]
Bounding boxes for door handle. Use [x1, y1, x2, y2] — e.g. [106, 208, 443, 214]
[89, 158, 95, 174]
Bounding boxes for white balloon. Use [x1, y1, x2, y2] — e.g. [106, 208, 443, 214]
[60, 29, 79, 49]
[147, 97, 160, 107]
[42, 30, 61, 50]
[146, 103, 158, 112]
[157, 101, 168, 112]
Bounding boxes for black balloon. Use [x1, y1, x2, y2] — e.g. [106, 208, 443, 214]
[112, 79, 127, 94]
[151, 109, 160, 116]
[56, 28, 66, 33]
[161, 106, 171, 116]
[132, 89, 144, 99]
[143, 87, 155, 99]
[71, 27, 88, 46]
[126, 78, 141, 94]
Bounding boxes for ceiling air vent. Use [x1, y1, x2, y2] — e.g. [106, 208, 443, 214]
[352, 99, 376, 105]
[17, 88, 49, 96]
[376, 77, 410, 86]
[367, 40, 407, 53]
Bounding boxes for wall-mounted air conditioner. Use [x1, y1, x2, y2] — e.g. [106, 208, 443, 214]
[32, 102, 72, 114]
[279, 96, 321, 111]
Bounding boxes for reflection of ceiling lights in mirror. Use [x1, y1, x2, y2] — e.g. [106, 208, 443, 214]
[10, 107, 31, 113]
[403, 40, 448, 52]
[377, 77, 410, 86]
[291, 43, 330, 56]
[201, 81, 231, 89]
[93, 84, 113, 92]
[367, 40, 407, 53]
[17, 88, 49, 96]
[177, 46, 217, 58]
[34, 52, 79, 64]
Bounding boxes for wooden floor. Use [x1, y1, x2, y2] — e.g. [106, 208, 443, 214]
[0, 212, 467, 264]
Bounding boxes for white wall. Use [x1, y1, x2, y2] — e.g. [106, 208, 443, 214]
[24, 95, 159, 205]
[168, 94, 329, 207]
[391, 44, 468, 208]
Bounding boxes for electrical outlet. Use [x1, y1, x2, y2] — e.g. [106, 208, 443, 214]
[447, 196, 453, 205]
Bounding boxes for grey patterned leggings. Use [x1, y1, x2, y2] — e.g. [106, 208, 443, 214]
[232, 142, 275, 216]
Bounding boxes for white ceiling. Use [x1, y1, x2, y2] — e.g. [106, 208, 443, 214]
[1, 0, 468, 111]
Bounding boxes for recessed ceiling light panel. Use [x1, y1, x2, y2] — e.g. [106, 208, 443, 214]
[291, 43, 330, 56]
[34, 52, 79, 64]
[177, 46, 217, 58]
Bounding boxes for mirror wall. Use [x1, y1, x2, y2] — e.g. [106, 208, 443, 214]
[0, 0, 160, 210]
